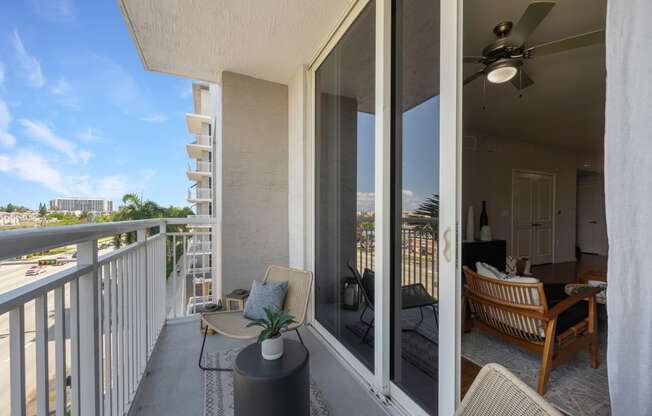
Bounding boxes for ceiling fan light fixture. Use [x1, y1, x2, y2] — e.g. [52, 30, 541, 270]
[486, 59, 521, 84]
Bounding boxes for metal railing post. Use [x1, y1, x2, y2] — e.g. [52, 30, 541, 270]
[77, 239, 100, 415]
[137, 228, 148, 362]
[172, 234, 177, 319]
[159, 221, 167, 331]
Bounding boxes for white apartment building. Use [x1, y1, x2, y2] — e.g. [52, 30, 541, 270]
[49, 197, 114, 214]
[185, 83, 221, 309]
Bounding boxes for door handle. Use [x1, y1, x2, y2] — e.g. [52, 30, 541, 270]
[589, 221, 597, 224]
[532, 223, 541, 227]
[443, 227, 451, 263]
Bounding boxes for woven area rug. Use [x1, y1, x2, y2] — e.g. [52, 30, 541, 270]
[202, 348, 330, 416]
[462, 331, 610, 416]
[347, 312, 610, 416]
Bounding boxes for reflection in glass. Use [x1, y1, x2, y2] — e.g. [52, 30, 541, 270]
[314, 1, 376, 371]
[392, 0, 441, 413]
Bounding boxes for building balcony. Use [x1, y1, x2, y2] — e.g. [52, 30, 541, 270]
[0, 220, 383, 416]
[187, 187, 212, 204]
[186, 240, 211, 256]
[186, 135, 211, 160]
[186, 161, 212, 181]
[185, 113, 212, 135]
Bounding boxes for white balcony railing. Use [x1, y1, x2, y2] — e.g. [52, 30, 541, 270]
[186, 214, 211, 226]
[166, 231, 214, 317]
[0, 219, 212, 415]
[187, 187, 212, 201]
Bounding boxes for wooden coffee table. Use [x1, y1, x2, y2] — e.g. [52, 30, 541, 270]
[565, 283, 607, 304]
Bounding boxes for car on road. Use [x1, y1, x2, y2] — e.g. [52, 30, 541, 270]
[25, 265, 46, 276]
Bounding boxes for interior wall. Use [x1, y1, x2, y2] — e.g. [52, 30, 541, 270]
[221, 71, 289, 294]
[462, 136, 589, 264]
[288, 66, 306, 269]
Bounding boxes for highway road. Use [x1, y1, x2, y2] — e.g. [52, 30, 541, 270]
[0, 248, 113, 415]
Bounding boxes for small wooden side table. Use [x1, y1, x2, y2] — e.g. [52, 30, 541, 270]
[225, 290, 249, 311]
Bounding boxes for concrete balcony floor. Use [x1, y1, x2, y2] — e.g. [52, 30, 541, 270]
[130, 318, 387, 416]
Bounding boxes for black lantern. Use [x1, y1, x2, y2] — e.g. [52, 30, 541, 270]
[341, 276, 361, 310]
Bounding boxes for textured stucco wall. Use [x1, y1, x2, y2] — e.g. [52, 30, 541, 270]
[221, 72, 289, 294]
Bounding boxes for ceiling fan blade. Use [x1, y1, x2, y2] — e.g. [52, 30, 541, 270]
[508, 1, 556, 47]
[464, 56, 484, 63]
[511, 68, 534, 90]
[526, 29, 605, 58]
[463, 71, 484, 86]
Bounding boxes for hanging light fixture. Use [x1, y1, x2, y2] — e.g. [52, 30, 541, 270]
[485, 58, 521, 84]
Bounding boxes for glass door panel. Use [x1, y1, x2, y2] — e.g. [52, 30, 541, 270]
[314, 1, 376, 372]
[391, 0, 441, 413]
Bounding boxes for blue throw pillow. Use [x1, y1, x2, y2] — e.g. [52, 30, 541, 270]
[243, 280, 289, 320]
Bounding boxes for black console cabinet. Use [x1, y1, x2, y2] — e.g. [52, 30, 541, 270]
[461, 240, 507, 282]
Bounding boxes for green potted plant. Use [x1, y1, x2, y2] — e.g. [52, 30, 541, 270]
[246, 308, 296, 360]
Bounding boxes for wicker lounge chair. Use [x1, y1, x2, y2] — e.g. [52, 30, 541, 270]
[456, 363, 563, 416]
[198, 265, 313, 371]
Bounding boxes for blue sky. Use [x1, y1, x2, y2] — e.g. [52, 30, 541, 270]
[356, 96, 440, 211]
[0, 0, 193, 210]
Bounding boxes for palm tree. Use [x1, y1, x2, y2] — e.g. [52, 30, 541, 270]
[411, 194, 439, 236]
[414, 194, 439, 218]
[112, 194, 194, 274]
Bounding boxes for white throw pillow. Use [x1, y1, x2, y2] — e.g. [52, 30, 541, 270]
[473, 262, 544, 336]
[475, 262, 505, 279]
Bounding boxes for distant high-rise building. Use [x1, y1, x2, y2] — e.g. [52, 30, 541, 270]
[49, 198, 114, 214]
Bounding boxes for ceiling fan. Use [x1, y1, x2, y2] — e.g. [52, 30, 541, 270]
[464, 1, 605, 90]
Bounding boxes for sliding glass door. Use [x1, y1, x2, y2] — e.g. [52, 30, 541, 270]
[311, 0, 460, 413]
[314, 1, 377, 372]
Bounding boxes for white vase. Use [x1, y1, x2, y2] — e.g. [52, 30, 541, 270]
[466, 206, 475, 241]
[261, 335, 284, 360]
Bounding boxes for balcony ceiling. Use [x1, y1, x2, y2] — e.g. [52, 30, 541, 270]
[118, 0, 354, 84]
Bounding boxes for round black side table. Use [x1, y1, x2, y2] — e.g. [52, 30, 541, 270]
[234, 339, 309, 416]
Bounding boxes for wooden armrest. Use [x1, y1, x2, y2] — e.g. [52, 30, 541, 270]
[547, 287, 600, 319]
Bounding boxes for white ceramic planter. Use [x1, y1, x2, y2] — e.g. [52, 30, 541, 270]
[261, 335, 284, 360]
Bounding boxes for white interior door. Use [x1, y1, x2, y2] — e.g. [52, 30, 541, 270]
[532, 177, 554, 264]
[577, 174, 608, 255]
[513, 176, 534, 260]
[512, 171, 555, 265]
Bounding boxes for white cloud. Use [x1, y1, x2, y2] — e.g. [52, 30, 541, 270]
[0, 149, 143, 199]
[0, 99, 16, 148]
[75, 127, 102, 143]
[18, 119, 91, 163]
[0, 132, 15, 148]
[29, 0, 75, 23]
[140, 114, 168, 123]
[10, 29, 46, 88]
[357, 191, 375, 212]
[356, 190, 424, 212]
[95, 175, 128, 199]
[0, 150, 66, 192]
